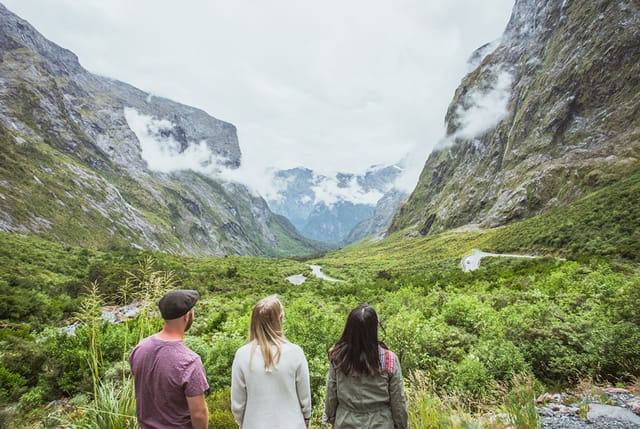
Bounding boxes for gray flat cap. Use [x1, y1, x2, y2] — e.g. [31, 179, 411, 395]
[158, 289, 199, 320]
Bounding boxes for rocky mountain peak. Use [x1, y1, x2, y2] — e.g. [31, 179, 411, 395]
[0, 2, 82, 75]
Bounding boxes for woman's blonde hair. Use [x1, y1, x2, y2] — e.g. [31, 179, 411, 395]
[249, 295, 285, 370]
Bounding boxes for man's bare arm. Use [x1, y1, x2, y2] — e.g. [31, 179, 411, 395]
[187, 393, 209, 429]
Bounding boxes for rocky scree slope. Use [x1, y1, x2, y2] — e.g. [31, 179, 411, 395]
[0, 3, 321, 256]
[390, 0, 640, 235]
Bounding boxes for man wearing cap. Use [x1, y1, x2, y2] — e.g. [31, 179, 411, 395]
[129, 289, 209, 429]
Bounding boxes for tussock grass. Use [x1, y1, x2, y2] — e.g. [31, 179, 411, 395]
[406, 371, 541, 429]
[48, 259, 168, 429]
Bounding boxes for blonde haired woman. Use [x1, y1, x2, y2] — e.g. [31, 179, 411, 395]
[231, 295, 312, 428]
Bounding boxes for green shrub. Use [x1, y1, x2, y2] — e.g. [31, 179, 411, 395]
[17, 386, 45, 414]
[441, 294, 494, 335]
[200, 333, 245, 392]
[0, 363, 27, 402]
[422, 323, 477, 364]
[449, 355, 494, 403]
[384, 310, 430, 372]
[38, 328, 93, 397]
[207, 388, 236, 429]
[474, 339, 530, 383]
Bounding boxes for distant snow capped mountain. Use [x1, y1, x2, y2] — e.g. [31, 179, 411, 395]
[267, 165, 406, 245]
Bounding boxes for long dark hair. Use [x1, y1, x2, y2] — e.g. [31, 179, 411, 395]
[329, 304, 382, 377]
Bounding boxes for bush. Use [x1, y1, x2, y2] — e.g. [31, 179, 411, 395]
[199, 333, 245, 392]
[474, 339, 530, 383]
[38, 329, 93, 397]
[18, 386, 45, 414]
[449, 355, 494, 403]
[441, 295, 493, 335]
[0, 363, 27, 402]
[384, 310, 430, 372]
[207, 388, 236, 429]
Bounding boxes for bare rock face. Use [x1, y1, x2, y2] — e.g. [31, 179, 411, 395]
[390, 0, 640, 235]
[0, 3, 319, 256]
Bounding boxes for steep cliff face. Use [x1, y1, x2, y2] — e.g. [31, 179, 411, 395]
[390, 0, 640, 235]
[0, 3, 321, 256]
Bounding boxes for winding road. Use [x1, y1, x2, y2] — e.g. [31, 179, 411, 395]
[461, 248, 538, 272]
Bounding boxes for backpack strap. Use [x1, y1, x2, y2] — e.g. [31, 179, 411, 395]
[378, 346, 396, 373]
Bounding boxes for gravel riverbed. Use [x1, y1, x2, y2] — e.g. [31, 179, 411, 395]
[539, 388, 640, 429]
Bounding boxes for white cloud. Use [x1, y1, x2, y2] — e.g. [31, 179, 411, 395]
[217, 162, 387, 207]
[311, 175, 384, 207]
[215, 161, 285, 201]
[124, 106, 389, 207]
[429, 67, 513, 154]
[453, 68, 513, 140]
[392, 67, 513, 192]
[124, 107, 226, 174]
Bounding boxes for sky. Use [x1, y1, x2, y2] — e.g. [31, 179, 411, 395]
[3, 0, 515, 198]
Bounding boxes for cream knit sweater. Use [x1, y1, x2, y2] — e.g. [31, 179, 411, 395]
[231, 341, 312, 429]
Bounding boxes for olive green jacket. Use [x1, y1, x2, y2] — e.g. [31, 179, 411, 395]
[322, 352, 408, 429]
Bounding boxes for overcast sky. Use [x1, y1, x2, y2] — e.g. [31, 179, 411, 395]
[3, 0, 515, 195]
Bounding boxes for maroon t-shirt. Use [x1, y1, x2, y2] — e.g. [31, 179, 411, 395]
[129, 335, 209, 429]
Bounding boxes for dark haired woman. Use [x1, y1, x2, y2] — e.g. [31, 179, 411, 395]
[322, 304, 408, 429]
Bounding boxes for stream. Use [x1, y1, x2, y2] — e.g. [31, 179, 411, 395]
[286, 264, 342, 285]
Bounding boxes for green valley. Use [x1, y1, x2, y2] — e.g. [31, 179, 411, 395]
[1, 170, 639, 427]
[1, 0, 639, 427]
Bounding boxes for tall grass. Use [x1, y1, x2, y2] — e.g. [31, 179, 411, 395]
[125, 257, 174, 343]
[48, 259, 172, 428]
[405, 371, 542, 429]
[406, 371, 477, 429]
[76, 281, 104, 404]
[502, 374, 541, 429]
[71, 379, 137, 429]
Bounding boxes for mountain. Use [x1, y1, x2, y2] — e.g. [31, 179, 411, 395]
[0, 3, 323, 256]
[390, 0, 640, 235]
[267, 165, 406, 245]
[344, 188, 407, 244]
